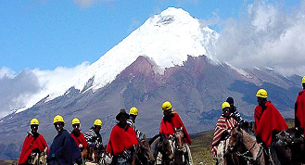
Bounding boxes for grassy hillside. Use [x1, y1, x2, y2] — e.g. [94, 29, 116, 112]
[0, 119, 295, 165]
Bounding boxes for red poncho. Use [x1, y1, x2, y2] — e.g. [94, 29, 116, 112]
[295, 90, 305, 135]
[106, 124, 138, 156]
[71, 132, 88, 149]
[18, 133, 49, 165]
[211, 115, 237, 157]
[159, 112, 192, 144]
[254, 101, 288, 147]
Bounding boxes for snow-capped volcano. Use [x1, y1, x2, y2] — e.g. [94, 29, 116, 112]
[73, 7, 219, 92]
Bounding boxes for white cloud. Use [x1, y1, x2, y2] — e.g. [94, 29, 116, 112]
[0, 62, 90, 118]
[213, 0, 305, 76]
[0, 67, 16, 79]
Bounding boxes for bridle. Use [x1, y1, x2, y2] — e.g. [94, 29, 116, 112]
[135, 139, 155, 165]
[228, 126, 265, 164]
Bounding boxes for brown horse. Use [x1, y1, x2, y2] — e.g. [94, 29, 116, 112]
[85, 145, 105, 163]
[173, 127, 193, 165]
[132, 135, 155, 165]
[274, 128, 305, 165]
[149, 133, 174, 165]
[27, 147, 48, 165]
[228, 123, 268, 165]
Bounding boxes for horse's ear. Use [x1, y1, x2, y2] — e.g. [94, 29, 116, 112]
[143, 134, 146, 140]
[44, 147, 47, 153]
[236, 123, 241, 130]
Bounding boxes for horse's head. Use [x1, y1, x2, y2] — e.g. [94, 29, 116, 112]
[159, 133, 174, 160]
[228, 124, 243, 153]
[174, 127, 184, 152]
[39, 147, 47, 165]
[136, 135, 155, 164]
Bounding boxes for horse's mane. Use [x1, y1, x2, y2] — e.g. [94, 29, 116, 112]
[239, 121, 255, 136]
[148, 134, 160, 145]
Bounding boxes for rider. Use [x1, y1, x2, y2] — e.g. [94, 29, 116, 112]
[254, 89, 288, 147]
[295, 76, 305, 136]
[159, 101, 192, 144]
[70, 118, 88, 152]
[254, 89, 288, 163]
[106, 109, 138, 165]
[127, 107, 144, 139]
[158, 101, 192, 165]
[84, 119, 104, 155]
[18, 118, 49, 165]
[226, 97, 243, 123]
[211, 102, 237, 159]
[47, 115, 81, 165]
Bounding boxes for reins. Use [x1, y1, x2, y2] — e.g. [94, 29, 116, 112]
[231, 127, 265, 164]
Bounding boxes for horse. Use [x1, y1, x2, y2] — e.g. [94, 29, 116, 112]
[228, 122, 268, 165]
[132, 135, 156, 165]
[173, 127, 193, 165]
[84, 144, 106, 164]
[149, 133, 174, 165]
[27, 147, 48, 165]
[274, 128, 305, 165]
[149, 132, 192, 165]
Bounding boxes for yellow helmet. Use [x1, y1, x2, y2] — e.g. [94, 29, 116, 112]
[94, 119, 102, 126]
[72, 118, 80, 125]
[53, 115, 64, 124]
[222, 102, 230, 110]
[302, 76, 305, 84]
[256, 89, 268, 98]
[162, 101, 172, 111]
[129, 107, 138, 115]
[30, 118, 39, 126]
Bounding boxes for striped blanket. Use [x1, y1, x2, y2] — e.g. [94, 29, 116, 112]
[211, 115, 237, 158]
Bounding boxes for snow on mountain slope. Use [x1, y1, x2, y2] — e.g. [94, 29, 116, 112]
[73, 7, 219, 92]
[13, 7, 219, 114]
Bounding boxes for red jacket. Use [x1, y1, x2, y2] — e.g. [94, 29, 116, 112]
[254, 101, 288, 147]
[18, 133, 49, 165]
[160, 112, 192, 144]
[71, 132, 88, 149]
[106, 124, 138, 156]
[295, 89, 305, 135]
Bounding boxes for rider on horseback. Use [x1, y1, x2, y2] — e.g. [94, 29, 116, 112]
[47, 115, 82, 165]
[84, 119, 104, 160]
[226, 97, 243, 123]
[159, 101, 192, 144]
[18, 118, 49, 165]
[70, 118, 88, 152]
[157, 101, 192, 164]
[127, 107, 144, 139]
[254, 89, 288, 164]
[295, 76, 305, 136]
[106, 109, 138, 165]
[211, 102, 237, 161]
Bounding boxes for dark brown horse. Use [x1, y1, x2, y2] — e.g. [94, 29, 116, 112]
[149, 133, 174, 165]
[132, 135, 156, 165]
[274, 128, 305, 165]
[228, 123, 268, 165]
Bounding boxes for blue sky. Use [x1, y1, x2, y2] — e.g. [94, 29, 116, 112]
[0, 0, 272, 72]
[0, 0, 305, 118]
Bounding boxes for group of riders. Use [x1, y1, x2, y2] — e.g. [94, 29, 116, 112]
[18, 101, 192, 165]
[18, 75, 305, 165]
[212, 76, 305, 165]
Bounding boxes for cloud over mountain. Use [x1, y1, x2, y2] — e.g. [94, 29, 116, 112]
[213, 0, 305, 76]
